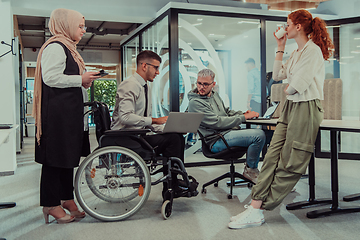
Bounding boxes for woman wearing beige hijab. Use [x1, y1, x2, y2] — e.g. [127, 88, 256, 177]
[32, 8, 99, 224]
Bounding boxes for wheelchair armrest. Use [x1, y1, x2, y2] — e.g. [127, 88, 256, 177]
[103, 129, 151, 137]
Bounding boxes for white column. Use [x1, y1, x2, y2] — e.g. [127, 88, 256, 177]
[0, 1, 17, 175]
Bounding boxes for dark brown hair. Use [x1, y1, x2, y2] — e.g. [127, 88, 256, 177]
[289, 9, 334, 60]
[136, 50, 162, 67]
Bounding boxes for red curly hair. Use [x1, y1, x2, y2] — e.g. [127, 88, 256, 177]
[288, 9, 334, 60]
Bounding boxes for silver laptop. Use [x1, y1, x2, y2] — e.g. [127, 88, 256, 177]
[254, 102, 279, 120]
[162, 112, 204, 133]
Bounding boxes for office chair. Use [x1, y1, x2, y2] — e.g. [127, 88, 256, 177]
[198, 131, 253, 199]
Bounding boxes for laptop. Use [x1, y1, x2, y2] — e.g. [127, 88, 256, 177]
[162, 112, 204, 133]
[253, 102, 279, 120]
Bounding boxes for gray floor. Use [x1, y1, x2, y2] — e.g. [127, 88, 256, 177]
[1, 134, 360, 240]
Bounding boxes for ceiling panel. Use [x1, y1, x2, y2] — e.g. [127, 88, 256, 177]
[16, 15, 140, 50]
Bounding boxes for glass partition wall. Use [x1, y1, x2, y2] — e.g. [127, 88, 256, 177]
[121, 9, 287, 117]
[178, 14, 261, 112]
[123, 37, 139, 80]
[142, 17, 169, 117]
[317, 18, 360, 158]
[121, 7, 360, 159]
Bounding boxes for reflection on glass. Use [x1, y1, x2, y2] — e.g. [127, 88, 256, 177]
[324, 28, 334, 80]
[245, 58, 261, 113]
[142, 16, 169, 118]
[179, 14, 261, 112]
[338, 24, 360, 153]
[123, 37, 139, 79]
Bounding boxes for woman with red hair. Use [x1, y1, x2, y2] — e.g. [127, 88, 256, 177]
[228, 9, 334, 229]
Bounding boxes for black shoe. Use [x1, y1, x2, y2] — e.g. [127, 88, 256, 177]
[173, 185, 191, 198]
[173, 176, 199, 198]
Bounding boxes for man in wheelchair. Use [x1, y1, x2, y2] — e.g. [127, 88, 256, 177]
[111, 50, 198, 200]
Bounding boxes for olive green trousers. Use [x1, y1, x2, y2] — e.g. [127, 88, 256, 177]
[251, 99, 323, 210]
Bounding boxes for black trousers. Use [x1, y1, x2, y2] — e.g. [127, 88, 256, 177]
[40, 165, 74, 207]
[144, 133, 185, 189]
[143, 133, 185, 161]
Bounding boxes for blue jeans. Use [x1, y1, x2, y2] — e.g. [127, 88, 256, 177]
[211, 129, 266, 169]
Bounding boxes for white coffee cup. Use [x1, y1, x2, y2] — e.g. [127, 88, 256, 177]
[275, 26, 287, 39]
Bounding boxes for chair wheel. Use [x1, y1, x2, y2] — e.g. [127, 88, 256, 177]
[247, 182, 254, 189]
[227, 194, 233, 199]
[161, 200, 172, 220]
[214, 182, 218, 187]
[201, 188, 207, 194]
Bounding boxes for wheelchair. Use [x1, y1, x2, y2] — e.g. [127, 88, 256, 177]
[74, 101, 198, 221]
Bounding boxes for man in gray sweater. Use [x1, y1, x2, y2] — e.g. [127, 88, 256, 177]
[188, 69, 266, 183]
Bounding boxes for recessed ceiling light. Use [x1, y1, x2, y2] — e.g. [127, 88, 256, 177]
[238, 21, 259, 24]
[208, 34, 225, 38]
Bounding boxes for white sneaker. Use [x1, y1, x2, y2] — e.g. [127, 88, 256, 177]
[228, 206, 265, 229]
[230, 202, 251, 221]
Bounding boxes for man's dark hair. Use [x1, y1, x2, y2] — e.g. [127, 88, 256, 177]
[245, 58, 255, 65]
[136, 50, 162, 67]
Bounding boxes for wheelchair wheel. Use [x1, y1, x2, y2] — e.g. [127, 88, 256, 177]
[84, 153, 138, 203]
[161, 200, 172, 220]
[75, 146, 151, 221]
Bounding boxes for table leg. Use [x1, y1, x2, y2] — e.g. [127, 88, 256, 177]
[0, 202, 16, 209]
[343, 194, 360, 202]
[306, 130, 360, 218]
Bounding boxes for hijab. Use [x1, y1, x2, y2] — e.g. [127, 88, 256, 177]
[32, 8, 86, 144]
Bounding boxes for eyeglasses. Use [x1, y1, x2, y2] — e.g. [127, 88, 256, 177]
[146, 63, 160, 71]
[79, 26, 87, 31]
[196, 81, 214, 87]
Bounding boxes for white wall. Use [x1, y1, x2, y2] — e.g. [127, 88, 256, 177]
[0, 1, 16, 125]
[0, 1, 17, 174]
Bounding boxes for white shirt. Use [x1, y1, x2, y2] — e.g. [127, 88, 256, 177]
[273, 39, 325, 102]
[41, 43, 82, 88]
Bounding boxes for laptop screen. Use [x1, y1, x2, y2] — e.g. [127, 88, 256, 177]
[162, 112, 204, 133]
[262, 102, 279, 118]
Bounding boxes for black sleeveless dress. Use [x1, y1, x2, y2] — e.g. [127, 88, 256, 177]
[35, 41, 83, 168]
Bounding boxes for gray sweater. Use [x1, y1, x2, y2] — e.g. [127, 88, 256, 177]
[188, 89, 246, 147]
